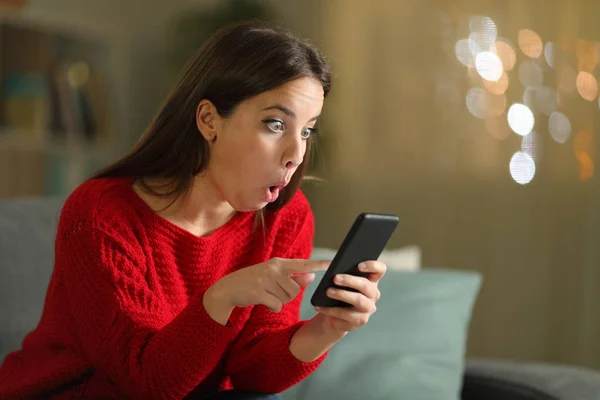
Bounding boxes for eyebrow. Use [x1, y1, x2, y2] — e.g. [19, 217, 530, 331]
[261, 104, 320, 122]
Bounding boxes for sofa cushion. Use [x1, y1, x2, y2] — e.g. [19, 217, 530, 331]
[283, 267, 482, 400]
[0, 197, 65, 359]
[311, 245, 421, 272]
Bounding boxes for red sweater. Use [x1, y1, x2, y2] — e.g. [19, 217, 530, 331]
[0, 177, 326, 399]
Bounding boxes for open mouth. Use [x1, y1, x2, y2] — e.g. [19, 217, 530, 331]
[266, 185, 282, 203]
[265, 180, 288, 202]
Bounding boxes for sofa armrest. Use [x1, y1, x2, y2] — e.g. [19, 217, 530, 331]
[461, 359, 600, 400]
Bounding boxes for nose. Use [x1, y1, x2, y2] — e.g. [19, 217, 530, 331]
[283, 134, 305, 169]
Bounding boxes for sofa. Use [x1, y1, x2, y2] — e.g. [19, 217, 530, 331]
[1, 197, 600, 400]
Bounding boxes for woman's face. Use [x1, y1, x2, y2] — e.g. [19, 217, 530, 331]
[198, 77, 324, 212]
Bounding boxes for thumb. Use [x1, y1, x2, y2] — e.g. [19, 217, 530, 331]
[291, 273, 316, 287]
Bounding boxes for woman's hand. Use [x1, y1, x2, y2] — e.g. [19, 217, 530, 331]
[313, 260, 386, 333]
[203, 257, 329, 325]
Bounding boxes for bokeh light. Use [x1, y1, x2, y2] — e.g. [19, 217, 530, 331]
[518, 29, 543, 58]
[576, 71, 598, 101]
[510, 151, 536, 184]
[457, 16, 597, 184]
[469, 16, 498, 50]
[507, 103, 535, 136]
[544, 42, 557, 68]
[521, 131, 541, 160]
[548, 111, 572, 143]
[466, 87, 490, 119]
[576, 152, 594, 181]
[475, 51, 503, 81]
[576, 39, 599, 72]
[455, 39, 474, 67]
[574, 130, 594, 181]
[492, 39, 517, 70]
[468, 34, 482, 56]
[519, 60, 543, 88]
[483, 71, 509, 94]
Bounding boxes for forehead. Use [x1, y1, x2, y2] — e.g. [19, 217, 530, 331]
[250, 77, 324, 115]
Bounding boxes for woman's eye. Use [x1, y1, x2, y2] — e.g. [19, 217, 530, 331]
[265, 119, 285, 132]
[301, 127, 318, 139]
[264, 119, 317, 139]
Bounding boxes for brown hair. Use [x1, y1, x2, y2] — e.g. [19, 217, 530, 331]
[92, 21, 331, 229]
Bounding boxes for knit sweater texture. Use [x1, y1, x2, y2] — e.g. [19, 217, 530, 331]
[0, 177, 325, 399]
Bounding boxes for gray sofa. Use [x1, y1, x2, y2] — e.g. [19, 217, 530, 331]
[1, 197, 600, 400]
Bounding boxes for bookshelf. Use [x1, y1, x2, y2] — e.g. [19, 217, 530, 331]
[0, 15, 119, 198]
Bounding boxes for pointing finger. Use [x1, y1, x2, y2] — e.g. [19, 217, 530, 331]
[284, 259, 331, 274]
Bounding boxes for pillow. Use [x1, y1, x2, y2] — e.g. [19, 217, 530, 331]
[311, 245, 421, 271]
[283, 268, 482, 400]
[377, 245, 421, 272]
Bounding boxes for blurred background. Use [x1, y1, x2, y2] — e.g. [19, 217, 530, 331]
[0, 0, 598, 370]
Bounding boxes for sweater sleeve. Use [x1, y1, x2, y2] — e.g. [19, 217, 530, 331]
[57, 222, 242, 400]
[223, 203, 327, 393]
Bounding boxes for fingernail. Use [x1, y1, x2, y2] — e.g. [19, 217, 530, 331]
[335, 275, 343, 283]
[328, 288, 336, 295]
[359, 263, 367, 271]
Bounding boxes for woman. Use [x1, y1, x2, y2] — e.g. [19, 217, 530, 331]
[0, 21, 386, 399]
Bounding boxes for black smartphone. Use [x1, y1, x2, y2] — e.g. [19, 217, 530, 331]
[310, 213, 399, 308]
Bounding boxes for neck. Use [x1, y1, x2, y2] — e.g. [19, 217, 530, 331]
[134, 176, 237, 237]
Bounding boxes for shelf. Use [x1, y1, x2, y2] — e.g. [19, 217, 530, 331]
[0, 9, 109, 43]
[0, 128, 116, 160]
[0, 12, 120, 198]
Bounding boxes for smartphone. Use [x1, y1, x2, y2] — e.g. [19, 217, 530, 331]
[310, 213, 399, 308]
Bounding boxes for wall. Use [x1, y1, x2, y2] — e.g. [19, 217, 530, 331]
[307, 0, 600, 368]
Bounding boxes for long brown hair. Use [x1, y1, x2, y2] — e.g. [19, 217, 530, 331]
[92, 21, 331, 228]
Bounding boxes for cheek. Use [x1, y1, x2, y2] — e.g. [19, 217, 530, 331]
[211, 130, 274, 180]
[221, 139, 266, 177]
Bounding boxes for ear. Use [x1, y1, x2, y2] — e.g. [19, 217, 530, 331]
[196, 99, 222, 142]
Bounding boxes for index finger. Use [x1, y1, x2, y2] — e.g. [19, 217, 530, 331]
[284, 259, 331, 274]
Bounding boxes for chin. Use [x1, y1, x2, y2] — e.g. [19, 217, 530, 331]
[235, 205, 262, 212]
[227, 189, 270, 212]
[244, 202, 269, 212]
[229, 198, 267, 212]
